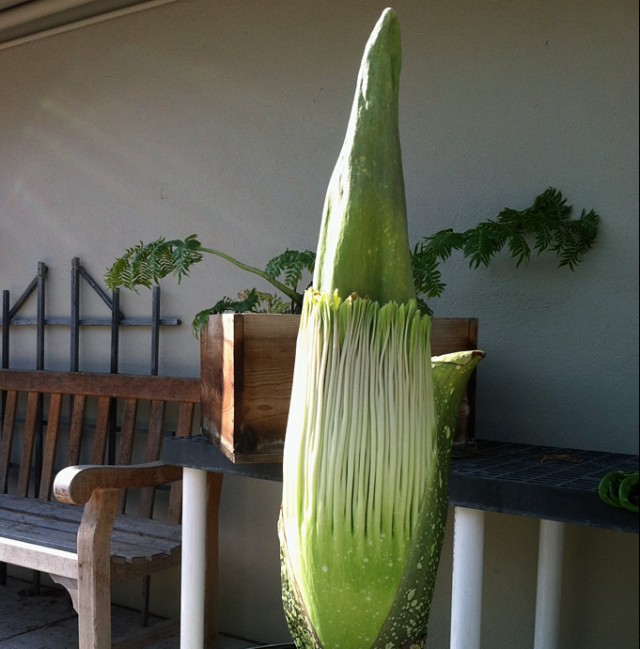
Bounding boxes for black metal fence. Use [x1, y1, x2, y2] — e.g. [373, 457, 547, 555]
[1, 257, 181, 373]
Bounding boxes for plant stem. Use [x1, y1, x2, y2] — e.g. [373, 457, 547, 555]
[199, 246, 304, 306]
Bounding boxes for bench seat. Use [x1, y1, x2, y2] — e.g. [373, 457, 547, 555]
[0, 492, 182, 579]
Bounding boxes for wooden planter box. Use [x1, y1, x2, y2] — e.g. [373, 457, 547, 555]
[201, 314, 299, 464]
[201, 314, 478, 464]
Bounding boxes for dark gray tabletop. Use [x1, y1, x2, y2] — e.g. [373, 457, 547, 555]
[163, 436, 638, 534]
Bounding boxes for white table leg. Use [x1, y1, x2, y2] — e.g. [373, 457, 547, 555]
[450, 506, 485, 649]
[181, 467, 208, 649]
[533, 519, 565, 649]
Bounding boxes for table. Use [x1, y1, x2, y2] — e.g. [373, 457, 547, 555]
[444, 441, 637, 649]
[163, 436, 638, 649]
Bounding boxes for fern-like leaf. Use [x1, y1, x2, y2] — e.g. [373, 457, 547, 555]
[265, 249, 316, 290]
[172, 234, 204, 280]
[463, 221, 507, 268]
[412, 187, 599, 312]
[191, 289, 263, 335]
[508, 232, 531, 267]
[105, 236, 204, 290]
[191, 288, 293, 335]
[109, 188, 598, 323]
[411, 245, 447, 300]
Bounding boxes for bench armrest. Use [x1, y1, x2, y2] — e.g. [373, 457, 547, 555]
[53, 461, 183, 505]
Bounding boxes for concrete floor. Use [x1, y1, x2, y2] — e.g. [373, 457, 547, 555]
[0, 577, 256, 649]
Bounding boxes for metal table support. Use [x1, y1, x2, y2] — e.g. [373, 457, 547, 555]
[182, 468, 208, 649]
[163, 437, 638, 649]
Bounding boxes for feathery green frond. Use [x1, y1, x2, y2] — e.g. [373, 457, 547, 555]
[106, 192, 598, 324]
[105, 235, 204, 291]
[107, 236, 308, 317]
[191, 288, 292, 336]
[412, 187, 600, 310]
[265, 249, 316, 290]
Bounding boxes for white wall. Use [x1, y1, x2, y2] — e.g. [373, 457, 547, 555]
[1, 0, 637, 646]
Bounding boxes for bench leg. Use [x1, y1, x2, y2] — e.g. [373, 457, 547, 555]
[77, 487, 119, 649]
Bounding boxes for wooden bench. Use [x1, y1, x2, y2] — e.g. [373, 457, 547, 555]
[0, 368, 220, 649]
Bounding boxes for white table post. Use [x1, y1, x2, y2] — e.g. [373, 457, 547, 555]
[450, 506, 485, 649]
[181, 467, 208, 649]
[533, 519, 565, 649]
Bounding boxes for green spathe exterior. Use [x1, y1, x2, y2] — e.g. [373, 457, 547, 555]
[280, 294, 485, 647]
[280, 293, 435, 646]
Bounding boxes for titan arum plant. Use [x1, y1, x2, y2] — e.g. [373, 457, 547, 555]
[102, 6, 598, 646]
[278, 9, 483, 648]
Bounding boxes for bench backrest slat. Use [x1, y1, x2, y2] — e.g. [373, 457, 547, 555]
[68, 394, 86, 467]
[92, 396, 112, 465]
[0, 391, 18, 492]
[117, 398, 138, 466]
[39, 392, 63, 500]
[17, 392, 41, 497]
[0, 369, 200, 524]
[176, 402, 196, 439]
[166, 402, 196, 523]
[137, 400, 166, 518]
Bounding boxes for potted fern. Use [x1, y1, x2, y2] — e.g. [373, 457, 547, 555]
[107, 182, 598, 328]
[106, 187, 598, 462]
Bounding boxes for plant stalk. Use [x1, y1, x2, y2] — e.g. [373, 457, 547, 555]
[198, 246, 303, 306]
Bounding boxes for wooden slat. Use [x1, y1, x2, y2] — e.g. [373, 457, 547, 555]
[1, 494, 85, 519]
[0, 515, 180, 568]
[137, 401, 165, 519]
[0, 369, 199, 403]
[144, 401, 165, 463]
[167, 401, 196, 522]
[17, 391, 40, 497]
[91, 396, 112, 465]
[117, 399, 138, 466]
[430, 317, 478, 355]
[175, 401, 195, 438]
[39, 392, 63, 500]
[0, 511, 80, 552]
[0, 390, 18, 493]
[167, 483, 183, 524]
[1, 495, 182, 538]
[67, 394, 86, 466]
[0, 497, 181, 562]
[117, 398, 138, 514]
[0, 536, 78, 579]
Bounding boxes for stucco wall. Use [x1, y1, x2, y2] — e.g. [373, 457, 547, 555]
[1, 0, 637, 646]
